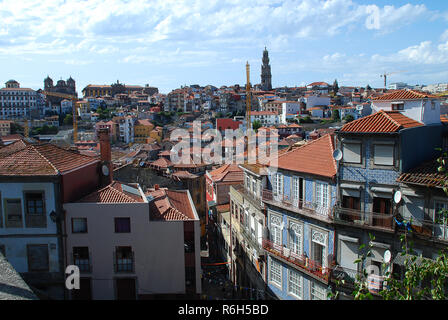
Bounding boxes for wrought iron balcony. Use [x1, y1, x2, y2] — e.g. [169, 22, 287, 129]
[114, 251, 135, 273]
[262, 189, 332, 222]
[333, 206, 395, 231]
[262, 238, 330, 283]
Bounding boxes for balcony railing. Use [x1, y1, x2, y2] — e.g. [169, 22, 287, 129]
[25, 214, 47, 228]
[262, 189, 332, 220]
[333, 207, 394, 231]
[262, 238, 330, 282]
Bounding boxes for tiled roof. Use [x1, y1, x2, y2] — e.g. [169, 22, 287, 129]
[397, 158, 448, 188]
[78, 181, 144, 203]
[208, 163, 244, 183]
[274, 133, 337, 178]
[440, 114, 448, 124]
[172, 170, 199, 179]
[372, 89, 439, 101]
[0, 139, 31, 158]
[0, 143, 99, 176]
[146, 188, 195, 221]
[340, 110, 422, 133]
[216, 204, 230, 213]
[149, 157, 173, 168]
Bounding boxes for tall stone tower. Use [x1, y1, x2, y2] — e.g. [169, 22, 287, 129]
[261, 47, 272, 91]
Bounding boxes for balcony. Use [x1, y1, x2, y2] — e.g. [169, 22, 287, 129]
[232, 184, 263, 210]
[262, 189, 332, 223]
[262, 238, 330, 283]
[333, 207, 395, 232]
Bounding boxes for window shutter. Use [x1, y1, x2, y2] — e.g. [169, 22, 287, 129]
[374, 144, 394, 165]
[343, 143, 361, 163]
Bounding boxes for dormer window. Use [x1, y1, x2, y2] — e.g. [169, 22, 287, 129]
[391, 102, 404, 111]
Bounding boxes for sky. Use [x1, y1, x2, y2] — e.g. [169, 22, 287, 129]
[0, 0, 448, 94]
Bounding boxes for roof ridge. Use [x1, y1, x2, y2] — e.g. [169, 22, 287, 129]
[30, 144, 59, 174]
[382, 110, 402, 129]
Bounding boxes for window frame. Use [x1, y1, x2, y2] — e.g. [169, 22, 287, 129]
[287, 268, 303, 299]
[114, 217, 131, 233]
[72, 217, 88, 234]
[342, 142, 362, 164]
[269, 257, 282, 288]
[310, 281, 327, 300]
[372, 143, 395, 166]
[4, 198, 23, 228]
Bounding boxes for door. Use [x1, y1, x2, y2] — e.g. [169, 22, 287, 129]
[372, 197, 392, 228]
[299, 178, 304, 208]
[116, 278, 136, 300]
[342, 196, 360, 222]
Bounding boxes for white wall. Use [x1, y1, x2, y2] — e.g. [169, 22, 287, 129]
[372, 99, 441, 125]
[64, 202, 199, 299]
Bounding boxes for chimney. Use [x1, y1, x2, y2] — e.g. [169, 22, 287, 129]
[98, 128, 113, 185]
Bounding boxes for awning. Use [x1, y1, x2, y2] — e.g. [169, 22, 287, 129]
[341, 184, 363, 197]
[370, 186, 394, 196]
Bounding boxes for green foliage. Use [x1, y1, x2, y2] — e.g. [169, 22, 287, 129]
[332, 109, 340, 121]
[344, 114, 355, 123]
[63, 114, 73, 125]
[31, 125, 58, 135]
[298, 116, 313, 124]
[252, 120, 262, 132]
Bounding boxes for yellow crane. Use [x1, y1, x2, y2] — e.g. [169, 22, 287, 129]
[41, 91, 80, 142]
[246, 61, 251, 132]
[380, 71, 407, 89]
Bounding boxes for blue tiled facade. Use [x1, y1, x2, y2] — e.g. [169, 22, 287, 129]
[265, 169, 335, 300]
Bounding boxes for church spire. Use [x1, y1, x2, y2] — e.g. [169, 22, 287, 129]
[261, 48, 272, 91]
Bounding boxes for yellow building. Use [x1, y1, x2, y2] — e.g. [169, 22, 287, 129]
[134, 119, 155, 144]
[149, 126, 163, 143]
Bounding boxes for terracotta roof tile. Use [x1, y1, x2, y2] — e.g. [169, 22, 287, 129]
[0, 143, 99, 176]
[340, 110, 422, 133]
[372, 89, 439, 101]
[397, 158, 448, 188]
[274, 133, 337, 178]
[149, 157, 173, 168]
[146, 188, 195, 221]
[78, 181, 144, 203]
[208, 163, 244, 183]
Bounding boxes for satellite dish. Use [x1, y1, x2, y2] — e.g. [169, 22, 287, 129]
[394, 190, 402, 204]
[333, 149, 343, 161]
[102, 164, 109, 176]
[356, 105, 363, 111]
[384, 250, 391, 264]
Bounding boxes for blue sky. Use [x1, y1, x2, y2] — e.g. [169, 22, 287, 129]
[0, 0, 447, 94]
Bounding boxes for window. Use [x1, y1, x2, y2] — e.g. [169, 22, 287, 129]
[311, 229, 327, 268]
[342, 143, 361, 164]
[289, 222, 303, 256]
[270, 215, 282, 246]
[310, 282, 326, 300]
[4, 199, 23, 228]
[27, 244, 49, 272]
[315, 182, 329, 208]
[114, 217, 131, 233]
[372, 197, 392, 228]
[273, 173, 283, 197]
[24, 192, 46, 228]
[115, 246, 134, 273]
[434, 201, 448, 240]
[72, 218, 87, 233]
[288, 268, 303, 299]
[269, 257, 282, 287]
[292, 177, 299, 202]
[73, 247, 90, 272]
[373, 144, 394, 166]
[392, 103, 404, 110]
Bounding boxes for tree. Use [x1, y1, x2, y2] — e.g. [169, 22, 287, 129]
[64, 114, 73, 125]
[332, 109, 340, 122]
[344, 114, 354, 123]
[10, 122, 23, 134]
[252, 120, 262, 132]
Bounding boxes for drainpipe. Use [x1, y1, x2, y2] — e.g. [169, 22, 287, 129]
[54, 177, 66, 300]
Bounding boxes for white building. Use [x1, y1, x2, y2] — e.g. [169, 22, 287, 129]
[116, 116, 134, 144]
[371, 89, 441, 125]
[280, 101, 302, 124]
[300, 95, 331, 110]
[250, 111, 280, 126]
[0, 80, 42, 120]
